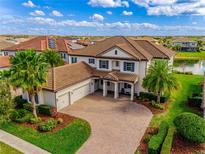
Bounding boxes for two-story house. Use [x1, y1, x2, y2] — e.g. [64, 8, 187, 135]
[21, 36, 175, 111]
[172, 37, 198, 51]
[1, 36, 84, 62]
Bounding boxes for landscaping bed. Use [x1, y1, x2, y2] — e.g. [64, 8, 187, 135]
[172, 133, 205, 154]
[18, 112, 75, 133]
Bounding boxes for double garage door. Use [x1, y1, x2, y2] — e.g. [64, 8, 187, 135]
[57, 84, 90, 110]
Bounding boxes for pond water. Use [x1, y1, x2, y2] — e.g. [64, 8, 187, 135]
[173, 60, 205, 75]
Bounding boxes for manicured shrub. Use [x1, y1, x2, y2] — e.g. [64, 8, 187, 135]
[23, 103, 33, 112]
[14, 96, 27, 109]
[29, 117, 42, 124]
[139, 92, 169, 103]
[148, 121, 169, 154]
[38, 118, 58, 132]
[38, 105, 52, 116]
[10, 109, 32, 123]
[160, 128, 175, 154]
[188, 97, 202, 108]
[174, 113, 205, 143]
[150, 101, 164, 110]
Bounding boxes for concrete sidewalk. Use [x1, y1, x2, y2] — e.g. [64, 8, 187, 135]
[0, 129, 50, 154]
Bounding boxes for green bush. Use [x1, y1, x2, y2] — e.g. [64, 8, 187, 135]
[38, 105, 52, 116]
[150, 101, 164, 110]
[139, 92, 169, 103]
[14, 96, 27, 109]
[188, 97, 202, 108]
[10, 109, 32, 123]
[144, 134, 152, 143]
[38, 118, 58, 132]
[160, 128, 175, 154]
[148, 121, 169, 154]
[29, 117, 42, 124]
[23, 103, 33, 112]
[174, 113, 205, 143]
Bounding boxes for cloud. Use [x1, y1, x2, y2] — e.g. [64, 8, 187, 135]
[51, 10, 63, 17]
[22, 0, 36, 8]
[107, 11, 112, 15]
[90, 13, 104, 22]
[88, 0, 129, 8]
[30, 10, 45, 16]
[131, 0, 205, 16]
[122, 10, 133, 16]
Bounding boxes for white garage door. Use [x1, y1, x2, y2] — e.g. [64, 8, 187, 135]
[57, 93, 69, 111]
[71, 84, 90, 104]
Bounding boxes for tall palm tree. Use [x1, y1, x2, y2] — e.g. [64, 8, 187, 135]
[42, 50, 64, 67]
[9, 50, 48, 117]
[142, 60, 179, 103]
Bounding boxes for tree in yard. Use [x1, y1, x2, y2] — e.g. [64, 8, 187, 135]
[142, 60, 179, 103]
[197, 40, 203, 51]
[0, 79, 13, 123]
[9, 50, 49, 117]
[42, 50, 64, 67]
[172, 44, 181, 51]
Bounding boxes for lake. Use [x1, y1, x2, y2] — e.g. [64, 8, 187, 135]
[173, 59, 205, 75]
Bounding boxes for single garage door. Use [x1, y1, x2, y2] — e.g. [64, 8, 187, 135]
[57, 93, 69, 111]
[71, 84, 90, 104]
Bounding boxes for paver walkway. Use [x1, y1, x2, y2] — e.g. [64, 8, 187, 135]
[60, 94, 152, 154]
[0, 129, 50, 154]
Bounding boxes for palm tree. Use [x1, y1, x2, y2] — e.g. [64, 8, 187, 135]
[9, 50, 49, 117]
[42, 50, 64, 67]
[142, 60, 179, 103]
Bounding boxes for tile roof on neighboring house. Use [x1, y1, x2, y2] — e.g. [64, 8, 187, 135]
[44, 61, 138, 91]
[0, 41, 15, 50]
[1, 36, 78, 53]
[172, 37, 196, 43]
[77, 39, 92, 46]
[70, 36, 175, 60]
[0, 56, 11, 68]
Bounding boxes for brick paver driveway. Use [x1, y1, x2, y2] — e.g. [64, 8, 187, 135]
[60, 94, 152, 154]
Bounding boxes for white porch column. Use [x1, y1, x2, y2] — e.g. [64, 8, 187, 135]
[114, 82, 119, 99]
[130, 84, 135, 101]
[103, 80, 107, 96]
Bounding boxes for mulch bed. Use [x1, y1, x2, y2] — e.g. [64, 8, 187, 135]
[135, 99, 169, 114]
[172, 133, 205, 154]
[137, 127, 158, 154]
[18, 113, 76, 133]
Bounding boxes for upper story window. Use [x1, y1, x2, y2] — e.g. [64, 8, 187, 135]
[89, 58, 95, 64]
[99, 60, 109, 69]
[4, 52, 8, 56]
[61, 53, 66, 59]
[115, 50, 118, 55]
[71, 57, 77, 63]
[124, 62, 135, 72]
[115, 61, 119, 67]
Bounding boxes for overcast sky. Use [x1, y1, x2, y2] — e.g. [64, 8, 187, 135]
[0, 0, 205, 36]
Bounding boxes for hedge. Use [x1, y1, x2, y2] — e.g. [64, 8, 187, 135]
[174, 113, 205, 143]
[188, 96, 202, 108]
[23, 103, 33, 112]
[38, 104, 52, 116]
[139, 92, 169, 103]
[148, 121, 169, 154]
[160, 128, 175, 154]
[14, 96, 28, 109]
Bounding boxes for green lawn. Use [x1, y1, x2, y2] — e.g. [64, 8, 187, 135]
[175, 51, 205, 60]
[0, 119, 91, 154]
[0, 141, 22, 154]
[150, 74, 203, 128]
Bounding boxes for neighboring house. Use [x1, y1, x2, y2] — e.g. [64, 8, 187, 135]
[77, 38, 94, 46]
[1, 36, 84, 62]
[172, 37, 198, 51]
[0, 56, 11, 70]
[22, 36, 175, 111]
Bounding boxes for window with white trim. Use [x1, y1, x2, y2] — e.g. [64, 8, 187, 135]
[71, 57, 77, 63]
[123, 62, 135, 72]
[99, 60, 109, 69]
[89, 58, 95, 64]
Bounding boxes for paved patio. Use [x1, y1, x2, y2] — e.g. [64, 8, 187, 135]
[60, 93, 152, 154]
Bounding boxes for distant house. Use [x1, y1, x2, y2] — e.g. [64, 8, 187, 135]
[1, 36, 85, 62]
[77, 38, 94, 46]
[0, 56, 11, 70]
[172, 37, 198, 51]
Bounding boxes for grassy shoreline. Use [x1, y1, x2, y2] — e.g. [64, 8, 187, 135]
[175, 51, 205, 60]
[150, 74, 203, 128]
